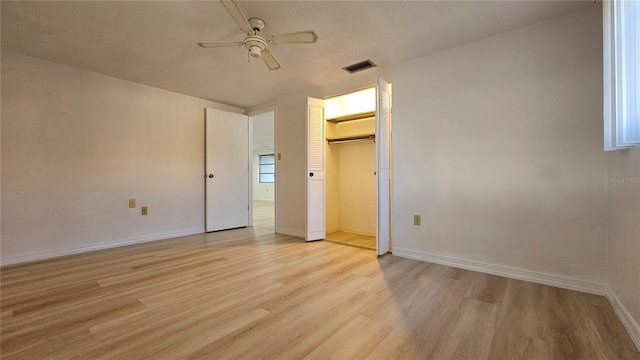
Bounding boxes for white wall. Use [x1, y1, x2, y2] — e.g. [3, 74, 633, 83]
[269, 94, 309, 237]
[607, 146, 640, 345]
[391, 6, 607, 287]
[1, 51, 243, 265]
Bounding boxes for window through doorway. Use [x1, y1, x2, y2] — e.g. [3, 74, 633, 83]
[250, 110, 275, 232]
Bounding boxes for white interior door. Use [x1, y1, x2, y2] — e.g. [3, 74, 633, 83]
[205, 108, 249, 232]
[306, 97, 326, 241]
[376, 78, 392, 255]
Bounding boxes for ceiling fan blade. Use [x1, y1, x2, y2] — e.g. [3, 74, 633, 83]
[261, 49, 281, 70]
[268, 30, 318, 45]
[198, 41, 244, 48]
[220, 0, 253, 35]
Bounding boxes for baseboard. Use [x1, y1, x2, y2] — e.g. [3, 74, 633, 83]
[326, 227, 339, 234]
[275, 226, 305, 239]
[606, 287, 640, 351]
[392, 247, 607, 296]
[0, 227, 204, 267]
[339, 228, 376, 237]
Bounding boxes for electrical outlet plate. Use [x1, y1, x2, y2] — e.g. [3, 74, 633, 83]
[129, 199, 136, 208]
[141, 206, 148, 215]
[413, 214, 421, 226]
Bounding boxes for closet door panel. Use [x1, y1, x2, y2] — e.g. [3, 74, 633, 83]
[376, 78, 391, 255]
[306, 97, 326, 241]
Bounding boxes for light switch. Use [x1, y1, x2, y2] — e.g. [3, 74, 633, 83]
[129, 199, 136, 208]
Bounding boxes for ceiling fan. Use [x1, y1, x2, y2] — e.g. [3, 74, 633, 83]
[198, 0, 319, 70]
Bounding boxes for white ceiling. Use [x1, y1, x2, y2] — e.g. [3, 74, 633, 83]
[1, 1, 594, 109]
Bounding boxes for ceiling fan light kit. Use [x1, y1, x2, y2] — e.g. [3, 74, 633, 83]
[197, 0, 318, 70]
[245, 36, 267, 58]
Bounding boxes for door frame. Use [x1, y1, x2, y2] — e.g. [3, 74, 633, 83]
[248, 106, 277, 230]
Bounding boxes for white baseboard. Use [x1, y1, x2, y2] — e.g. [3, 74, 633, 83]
[392, 247, 607, 295]
[0, 227, 204, 266]
[606, 287, 640, 351]
[275, 226, 305, 239]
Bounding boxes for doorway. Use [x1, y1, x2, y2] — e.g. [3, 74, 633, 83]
[249, 110, 275, 232]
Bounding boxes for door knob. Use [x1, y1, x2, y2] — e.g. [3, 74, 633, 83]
[309, 172, 314, 177]
[208, 174, 214, 178]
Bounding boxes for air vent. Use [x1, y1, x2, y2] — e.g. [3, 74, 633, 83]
[342, 59, 377, 74]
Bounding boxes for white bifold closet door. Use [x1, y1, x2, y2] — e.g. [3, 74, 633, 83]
[205, 108, 249, 232]
[376, 78, 392, 255]
[306, 97, 326, 241]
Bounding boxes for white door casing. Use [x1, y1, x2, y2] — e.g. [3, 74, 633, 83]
[376, 78, 392, 255]
[205, 108, 249, 232]
[306, 97, 326, 241]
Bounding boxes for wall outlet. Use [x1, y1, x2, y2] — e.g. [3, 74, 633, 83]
[141, 206, 148, 215]
[413, 214, 421, 226]
[129, 199, 136, 208]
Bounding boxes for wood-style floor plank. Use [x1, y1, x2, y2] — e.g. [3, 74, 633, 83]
[326, 231, 376, 250]
[1, 201, 638, 359]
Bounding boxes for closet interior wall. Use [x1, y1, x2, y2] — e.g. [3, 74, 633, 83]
[325, 88, 377, 237]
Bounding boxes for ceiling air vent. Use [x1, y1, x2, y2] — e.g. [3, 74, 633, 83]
[342, 59, 377, 74]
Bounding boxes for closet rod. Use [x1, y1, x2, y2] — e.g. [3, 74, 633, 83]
[327, 135, 375, 144]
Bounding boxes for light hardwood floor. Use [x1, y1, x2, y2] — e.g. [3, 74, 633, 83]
[326, 231, 376, 251]
[1, 206, 638, 359]
[253, 200, 275, 232]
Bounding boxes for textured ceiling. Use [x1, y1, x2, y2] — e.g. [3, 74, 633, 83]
[1, 1, 594, 109]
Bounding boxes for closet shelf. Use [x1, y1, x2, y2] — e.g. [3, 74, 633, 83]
[326, 111, 375, 123]
[327, 133, 375, 144]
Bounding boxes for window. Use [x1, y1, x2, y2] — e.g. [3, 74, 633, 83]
[604, 0, 640, 150]
[259, 154, 275, 183]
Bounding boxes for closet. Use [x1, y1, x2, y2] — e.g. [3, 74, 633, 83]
[325, 88, 377, 250]
[306, 78, 391, 255]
